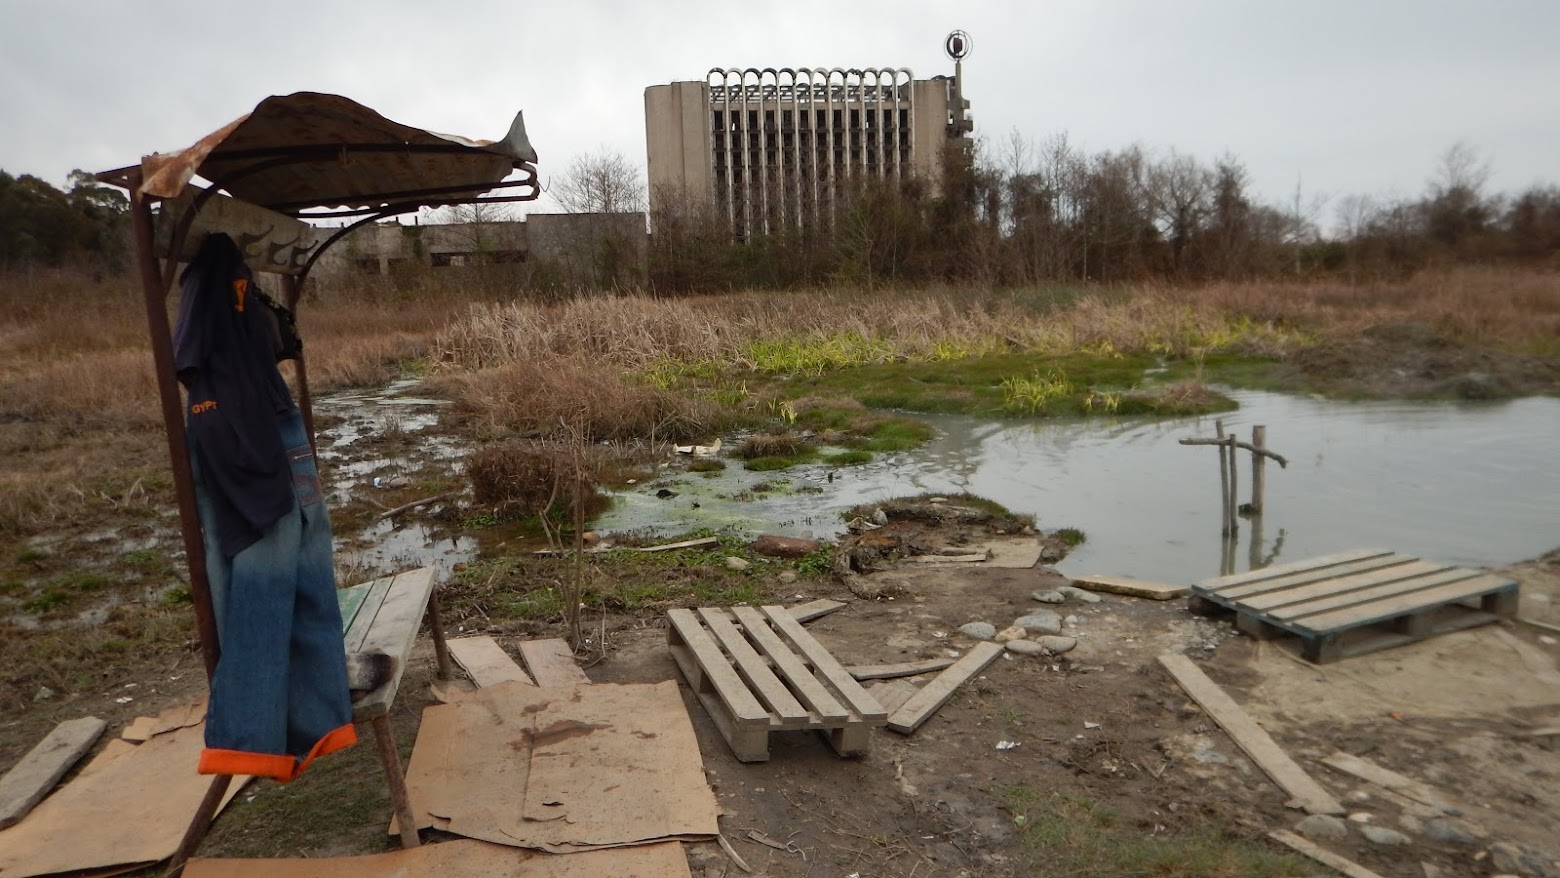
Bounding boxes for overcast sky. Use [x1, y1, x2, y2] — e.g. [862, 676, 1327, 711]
[2, 0, 1556, 221]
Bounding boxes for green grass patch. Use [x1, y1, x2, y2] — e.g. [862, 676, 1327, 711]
[687, 458, 726, 473]
[15, 548, 48, 565]
[162, 585, 193, 607]
[21, 588, 71, 614]
[744, 453, 818, 472]
[1055, 527, 1087, 546]
[823, 450, 873, 466]
[850, 418, 935, 452]
[775, 352, 1162, 416]
[1001, 788, 1311, 877]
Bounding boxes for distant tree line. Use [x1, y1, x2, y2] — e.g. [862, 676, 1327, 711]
[0, 170, 128, 269]
[645, 138, 1560, 292]
[4, 137, 1557, 292]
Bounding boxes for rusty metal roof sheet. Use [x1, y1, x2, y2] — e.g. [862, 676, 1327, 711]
[120, 92, 537, 214]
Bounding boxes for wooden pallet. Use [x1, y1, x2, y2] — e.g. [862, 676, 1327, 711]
[1191, 548, 1519, 663]
[667, 606, 886, 762]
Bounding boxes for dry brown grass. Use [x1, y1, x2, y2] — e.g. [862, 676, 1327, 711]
[430, 267, 1560, 378]
[466, 440, 611, 521]
[430, 357, 724, 444]
[1170, 266, 1560, 355]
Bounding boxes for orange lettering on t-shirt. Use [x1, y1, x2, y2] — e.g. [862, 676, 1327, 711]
[191, 400, 218, 414]
[233, 278, 248, 312]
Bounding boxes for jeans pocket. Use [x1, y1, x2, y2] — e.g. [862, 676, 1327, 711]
[287, 444, 325, 508]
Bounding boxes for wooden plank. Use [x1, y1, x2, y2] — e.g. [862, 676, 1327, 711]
[352, 567, 437, 721]
[341, 574, 397, 654]
[1320, 752, 1457, 812]
[1243, 561, 1453, 613]
[728, 607, 850, 723]
[637, 536, 719, 553]
[1196, 549, 1393, 591]
[697, 609, 811, 727]
[517, 638, 592, 687]
[1296, 575, 1515, 633]
[847, 659, 956, 681]
[886, 642, 1004, 735]
[336, 582, 372, 634]
[1270, 568, 1483, 622]
[1268, 830, 1387, 878]
[788, 598, 847, 623]
[666, 610, 769, 725]
[1221, 555, 1422, 602]
[759, 606, 886, 721]
[0, 716, 107, 830]
[1157, 653, 1344, 815]
[1071, 574, 1189, 600]
[446, 636, 535, 688]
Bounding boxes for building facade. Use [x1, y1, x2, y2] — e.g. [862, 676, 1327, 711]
[646, 67, 972, 237]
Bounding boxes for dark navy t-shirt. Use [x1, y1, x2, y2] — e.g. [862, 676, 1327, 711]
[173, 233, 298, 557]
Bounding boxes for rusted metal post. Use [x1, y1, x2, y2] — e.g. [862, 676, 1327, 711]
[427, 591, 454, 681]
[131, 182, 220, 680]
[1250, 425, 1267, 515]
[161, 774, 232, 877]
[372, 715, 421, 848]
[279, 275, 317, 454]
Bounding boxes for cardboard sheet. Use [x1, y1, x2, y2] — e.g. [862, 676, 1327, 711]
[0, 714, 245, 878]
[185, 838, 691, 877]
[120, 698, 207, 742]
[402, 681, 719, 853]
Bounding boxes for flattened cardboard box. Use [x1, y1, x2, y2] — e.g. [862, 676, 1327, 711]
[402, 680, 719, 853]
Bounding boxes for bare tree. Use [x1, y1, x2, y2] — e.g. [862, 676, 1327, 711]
[1424, 141, 1493, 248]
[1146, 149, 1212, 275]
[550, 148, 646, 214]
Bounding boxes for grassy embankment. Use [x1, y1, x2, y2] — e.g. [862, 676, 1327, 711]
[1, 266, 1557, 705]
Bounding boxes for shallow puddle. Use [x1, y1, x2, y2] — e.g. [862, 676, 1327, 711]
[595, 391, 1560, 585]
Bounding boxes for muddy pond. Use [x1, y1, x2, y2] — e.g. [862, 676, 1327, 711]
[324, 384, 1560, 586]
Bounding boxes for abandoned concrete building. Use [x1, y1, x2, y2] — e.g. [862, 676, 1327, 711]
[323, 212, 648, 285]
[645, 65, 973, 237]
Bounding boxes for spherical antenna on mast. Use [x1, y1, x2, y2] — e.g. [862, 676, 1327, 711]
[945, 30, 972, 61]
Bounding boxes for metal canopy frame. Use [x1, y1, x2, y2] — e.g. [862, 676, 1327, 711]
[96, 92, 540, 875]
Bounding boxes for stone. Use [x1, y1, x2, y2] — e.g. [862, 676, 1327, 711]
[1358, 824, 1411, 846]
[1005, 639, 1046, 656]
[777, 570, 799, 583]
[1058, 585, 1102, 604]
[750, 534, 822, 558]
[1014, 611, 1062, 635]
[1295, 814, 1350, 842]
[1489, 841, 1554, 876]
[994, 625, 1027, 643]
[724, 556, 751, 571]
[1031, 590, 1066, 604]
[1063, 615, 1079, 625]
[33, 687, 54, 702]
[1034, 636, 1077, 655]
[870, 507, 888, 525]
[1422, 817, 1479, 846]
[958, 622, 996, 641]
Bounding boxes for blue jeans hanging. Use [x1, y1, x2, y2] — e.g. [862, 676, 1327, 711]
[193, 410, 356, 781]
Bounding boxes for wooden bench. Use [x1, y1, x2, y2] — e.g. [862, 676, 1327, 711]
[336, 566, 452, 848]
[667, 605, 884, 762]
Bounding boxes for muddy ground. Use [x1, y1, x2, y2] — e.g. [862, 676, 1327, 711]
[2, 320, 1558, 875]
[7, 536, 1556, 877]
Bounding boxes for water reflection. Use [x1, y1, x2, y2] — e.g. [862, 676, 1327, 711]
[594, 392, 1560, 585]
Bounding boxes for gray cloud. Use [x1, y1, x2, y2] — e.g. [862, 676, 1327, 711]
[2, 0, 1555, 215]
